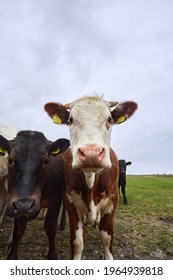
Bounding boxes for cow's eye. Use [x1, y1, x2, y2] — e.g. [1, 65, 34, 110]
[67, 117, 73, 125]
[107, 117, 113, 124]
[43, 158, 49, 166]
[106, 117, 113, 130]
[8, 157, 13, 166]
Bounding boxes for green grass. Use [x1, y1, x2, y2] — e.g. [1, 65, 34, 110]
[124, 175, 173, 216]
[115, 175, 173, 259]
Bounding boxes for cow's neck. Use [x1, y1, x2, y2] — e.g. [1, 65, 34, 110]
[84, 172, 95, 189]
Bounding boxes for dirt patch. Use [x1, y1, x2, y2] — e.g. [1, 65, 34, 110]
[0, 214, 172, 260]
[159, 216, 173, 224]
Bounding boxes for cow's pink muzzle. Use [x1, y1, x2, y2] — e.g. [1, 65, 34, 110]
[77, 144, 106, 169]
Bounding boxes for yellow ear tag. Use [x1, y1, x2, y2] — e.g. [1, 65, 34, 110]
[115, 116, 126, 124]
[0, 147, 8, 154]
[53, 114, 62, 124]
[51, 148, 60, 155]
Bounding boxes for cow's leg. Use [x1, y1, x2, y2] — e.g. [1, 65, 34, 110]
[44, 198, 61, 259]
[59, 200, 66, 231]
[7, 216, 27, 260]
[0, 204, 7, 225]
[72, 219, 84, 260]
[121, 175, 127, 205]
[118, 176, 121, 195]
[66, 200, 84, 260]
[122, 184, 128, 204]
[99, 213, 114, 260]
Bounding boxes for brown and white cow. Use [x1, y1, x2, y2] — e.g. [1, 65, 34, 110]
[45, 95, 137, 259]
[0, 130, 70, 259]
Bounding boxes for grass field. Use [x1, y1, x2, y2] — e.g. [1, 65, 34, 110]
[0, 175, 173, 259]
[115, 175, 173, 259]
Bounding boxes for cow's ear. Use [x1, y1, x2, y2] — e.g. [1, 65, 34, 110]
[44, 102, 69, 125]
[111, 101, 138, 124]
[49, 138, 70, 156]
[126, 161, 132, 166]
[0, 135, 9, 156]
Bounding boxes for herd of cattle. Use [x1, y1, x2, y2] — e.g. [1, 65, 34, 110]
[0, 95, 137, 259]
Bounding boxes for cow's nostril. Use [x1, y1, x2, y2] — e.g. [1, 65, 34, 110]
[28, 199, 35, 212]
[97, 148, 105, 159]
[78, 148, 86, 158]
[13, 201, 18, 214]
[13, 199, 35, 215]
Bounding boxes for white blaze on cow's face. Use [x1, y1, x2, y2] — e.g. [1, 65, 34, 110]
[67, 97, 113, 172]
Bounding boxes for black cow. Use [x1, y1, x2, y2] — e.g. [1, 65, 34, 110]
[0, 130, 70, 259]
[118, 159, 132, 205]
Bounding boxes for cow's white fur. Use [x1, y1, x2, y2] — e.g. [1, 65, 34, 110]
[68, 96, 113, 173]
[67, 190, 114, 224]
[88, 200, 96, 223]
[84, 172, 95, 189]
[67, 191, 87, 217]
[100, 230, 113, 260]
[73, 220, 84, 260]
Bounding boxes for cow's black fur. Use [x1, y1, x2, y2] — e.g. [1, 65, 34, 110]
[0, 131, 70, 259]
[118, 160, 132, 205]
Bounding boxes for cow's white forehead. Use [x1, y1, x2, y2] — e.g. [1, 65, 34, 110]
[71, 97, 110, 127]
[67, 95, 110, 109]
[71, 96, 109, 114]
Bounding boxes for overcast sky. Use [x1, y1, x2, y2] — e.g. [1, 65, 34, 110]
[0, 0, 173, 174]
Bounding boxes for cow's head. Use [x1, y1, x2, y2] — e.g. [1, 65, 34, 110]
[0, 131, 70, 217]
[44, 95, 137, 173]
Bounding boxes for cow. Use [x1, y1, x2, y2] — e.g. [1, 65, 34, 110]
[44, 95, 137, 259]
[0, 130, 70, 259]
[118, 160, 132, 205]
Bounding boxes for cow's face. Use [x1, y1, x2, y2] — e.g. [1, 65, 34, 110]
[66, 98, 114, 172]
[0, 131, 70, 217]
[44, 96, 137, 173]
